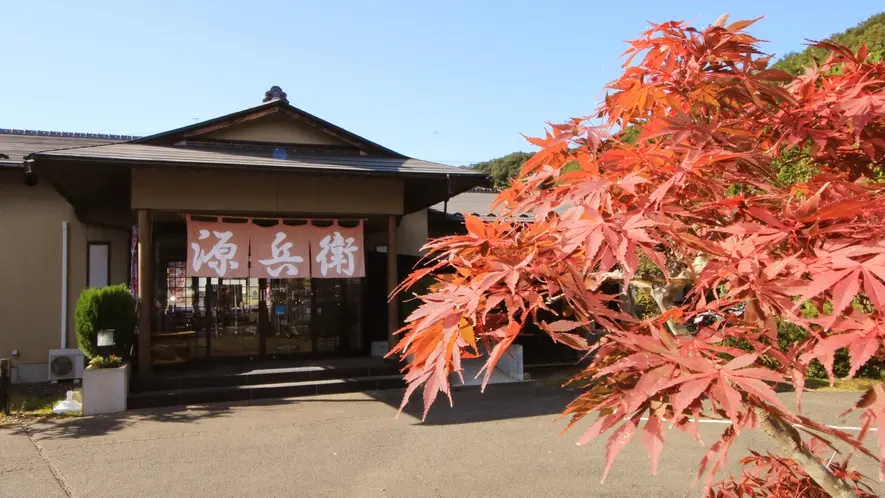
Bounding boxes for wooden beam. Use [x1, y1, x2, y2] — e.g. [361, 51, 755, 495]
[137, 210, 153, 377]
[181, 107, 281, 138]
[279, 108, 376, 153]
[387, 215, 399, 351]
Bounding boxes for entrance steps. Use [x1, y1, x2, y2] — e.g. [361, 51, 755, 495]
[128, 358, 403, 410]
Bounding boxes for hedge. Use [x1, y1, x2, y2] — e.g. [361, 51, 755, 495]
[75, 284, 137, 359]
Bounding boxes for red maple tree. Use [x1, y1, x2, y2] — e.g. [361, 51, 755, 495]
[390, 16, 885, 497]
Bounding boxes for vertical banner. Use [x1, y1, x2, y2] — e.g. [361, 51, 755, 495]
[309, 221, 365, 278]
[250, 224, 311, 278]
[130, 225, 138, 299]
[186, 217, 251, 278]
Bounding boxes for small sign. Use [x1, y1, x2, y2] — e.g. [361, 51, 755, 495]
[274, 304, 286, 316]
[96, 329, 115, 347]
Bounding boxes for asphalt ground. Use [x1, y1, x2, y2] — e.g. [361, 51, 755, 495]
[1, 383, 882, 497]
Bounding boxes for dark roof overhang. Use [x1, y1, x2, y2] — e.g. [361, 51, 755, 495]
[28, 151, 490, 219]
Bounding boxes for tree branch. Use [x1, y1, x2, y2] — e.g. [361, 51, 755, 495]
[649, 283, 691, 335]
[543, 271, 693, 335]
[754, 407, 858, 498]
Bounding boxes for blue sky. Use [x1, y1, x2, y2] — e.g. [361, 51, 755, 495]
[1, 1, 881, 165]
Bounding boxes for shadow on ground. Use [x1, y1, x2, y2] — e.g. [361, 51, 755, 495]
[8, 381, 576, 441]
[8, 401, 234, 440]
[368, 381, 575, 426]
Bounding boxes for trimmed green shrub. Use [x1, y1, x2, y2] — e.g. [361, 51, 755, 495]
[75, 284, 137, 359]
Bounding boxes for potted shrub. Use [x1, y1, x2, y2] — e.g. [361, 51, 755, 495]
[76, 285, 136, 415]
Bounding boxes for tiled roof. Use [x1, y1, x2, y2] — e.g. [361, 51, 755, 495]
[0, 129, 137, 168]
[429, 188, 534, 221]
[30, 142, 487, 178]
[429, 187, 576, 222]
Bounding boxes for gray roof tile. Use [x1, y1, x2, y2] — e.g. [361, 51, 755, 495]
[31, 143, 487, 177]
[430, 190, 534, 221]
[429, 188, 574, 222]
[0, 129, 134, 168]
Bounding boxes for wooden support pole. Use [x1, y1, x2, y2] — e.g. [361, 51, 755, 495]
[137, 210, 153, 377]
[387, 215, 399, 351]
[0, 358, 10, 416]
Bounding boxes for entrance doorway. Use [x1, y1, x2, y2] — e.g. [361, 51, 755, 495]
[151, 232, 365, 365]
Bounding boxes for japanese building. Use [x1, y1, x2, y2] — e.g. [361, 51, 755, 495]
[0, 86, 489, 384]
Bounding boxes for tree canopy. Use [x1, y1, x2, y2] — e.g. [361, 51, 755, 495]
[471, 151, 535, 189]
[473, 12, 884, 189]
[774, 12, 885, 75]
[394, 16, 885, 498]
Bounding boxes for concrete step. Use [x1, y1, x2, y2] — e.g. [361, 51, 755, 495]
[132, 362, 401, 392]
[128, 374, 405, 409]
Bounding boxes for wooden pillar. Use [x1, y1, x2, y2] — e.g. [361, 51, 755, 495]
[257, 278, 267, 357]
[387, 215, 399, 351]
[0, 358, 10, 415]
[136, 210, 153, 377]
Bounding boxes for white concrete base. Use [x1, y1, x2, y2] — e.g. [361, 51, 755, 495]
[495, 344, 524, 381]
[452, 344, 525, 387]
[82, 364, 129, 415]
[370, 341, 389, 358]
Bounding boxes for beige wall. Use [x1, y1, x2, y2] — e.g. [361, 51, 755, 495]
[397, 209, 428, 256]
[201, 113, 350, 146]
[363, 209, 429, 257]
[0, 170, 129, 370]
[131, 168, 405, 215]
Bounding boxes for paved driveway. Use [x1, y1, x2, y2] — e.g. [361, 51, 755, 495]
[1, 384, 882, 497]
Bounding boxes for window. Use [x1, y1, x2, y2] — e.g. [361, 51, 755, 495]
[87, 242, 110, 288]
[165, 261, 192, 311]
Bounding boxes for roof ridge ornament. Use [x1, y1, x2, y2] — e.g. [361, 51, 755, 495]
[263, 86, 288, 104]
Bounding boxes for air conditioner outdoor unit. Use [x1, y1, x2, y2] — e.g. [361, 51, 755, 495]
[48, 349, 85, 381]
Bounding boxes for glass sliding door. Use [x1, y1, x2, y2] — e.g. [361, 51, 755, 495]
[342, 278, 363, 353]
[265, 277, 364, 356]
[205, 277, 261, 357]
[312, 278, 343, 353]
[153, 260, 364, 363]
[266, 279, 313, 355]
[153, 261, 203, 365]
[312, 278, 363, 354]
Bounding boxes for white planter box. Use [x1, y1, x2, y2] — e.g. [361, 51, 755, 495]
[82, 364, 129, 415]
[452, 344, 524, 386]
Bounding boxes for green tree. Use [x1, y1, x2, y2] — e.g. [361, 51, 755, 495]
[774, 12, 885, 75]
[395, 17, 885, 497]
[471, 151, 534, 189]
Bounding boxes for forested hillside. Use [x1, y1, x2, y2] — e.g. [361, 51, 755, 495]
[470, 151, 533, 189]
[774, 12, 884, 74]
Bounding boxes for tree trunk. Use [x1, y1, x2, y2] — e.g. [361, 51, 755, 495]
[754, 407, 857, 498]
[619, 283, 639, 318]
[649, 283, 691, 335]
